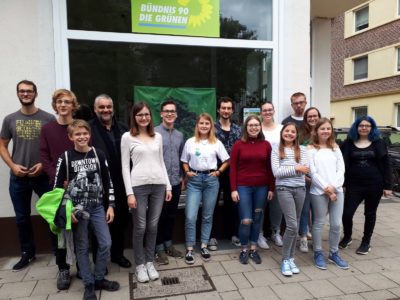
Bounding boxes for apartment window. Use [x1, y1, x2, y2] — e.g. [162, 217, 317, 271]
[397, 104, 400, 127]
[355, 6, 369, 31]
[354, 56, 368, 80]
[353, 106, 368, 121]
[398, 48, 400, 72]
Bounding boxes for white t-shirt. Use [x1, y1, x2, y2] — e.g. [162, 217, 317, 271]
[181, 137, 230, 171]
[262, 124, 283, 148]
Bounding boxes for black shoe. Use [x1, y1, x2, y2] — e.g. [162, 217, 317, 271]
[12, 253, 35, 271]
[111, 256, 132, 268]
[200, 247, 211, 261]
[94, 279, 120, 291]
[239, 250, 249, 265]
[185, 250, 195, 265]
[356, 242, 371, 255]
[249, 250, 262, 264]
[84, 284, 97, 300]
[57, 269, 71, 290]
[339, 237, 353, 249]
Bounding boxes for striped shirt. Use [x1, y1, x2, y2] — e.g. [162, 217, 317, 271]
[271, 145, 309, 187]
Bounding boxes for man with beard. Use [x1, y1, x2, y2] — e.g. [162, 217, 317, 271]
[208, 97, 242, 251]
[282, 92, 307, 127]
[0, 80, 55, 271]
[89, 94, 131, 268]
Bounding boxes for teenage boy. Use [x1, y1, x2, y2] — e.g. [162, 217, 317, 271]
[154, 99, 185, 265]
[40, 89, 78, 289]
[54, 120, 119, 300]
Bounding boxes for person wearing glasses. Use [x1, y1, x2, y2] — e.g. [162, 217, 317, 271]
[154, 99, 185, 265]
[39, 89, 79, 290]
[282, 92, 307, 127]
[0, 80, 55, 271]
[339, 116, 392, 255]
[121, 102, 172, 283]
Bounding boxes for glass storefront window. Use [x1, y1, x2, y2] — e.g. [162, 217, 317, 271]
[69, 40, 272, 132]
[67, 0, 273, 40]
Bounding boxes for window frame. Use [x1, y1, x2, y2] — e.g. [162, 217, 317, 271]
[397, 48, 400, 73]
[354, 5, 369, 32]
[353, 56, 368, 81]
[353, 106, 368, 121]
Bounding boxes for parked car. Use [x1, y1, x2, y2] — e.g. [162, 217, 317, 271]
[334, 126, 400, 197]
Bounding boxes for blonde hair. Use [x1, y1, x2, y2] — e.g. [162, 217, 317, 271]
[194, 113, 217, 143]
[52, 89, 80, 113]
[67, 119, 91, 136]
[311, 118, 336, 150]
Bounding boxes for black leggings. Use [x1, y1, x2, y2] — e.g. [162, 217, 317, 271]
[342, 186, 383, 244]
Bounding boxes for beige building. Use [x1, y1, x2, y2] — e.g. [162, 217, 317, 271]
[331, 0, 400, 127]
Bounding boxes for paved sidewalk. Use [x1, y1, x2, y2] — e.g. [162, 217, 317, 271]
[1, 197, 400, 300]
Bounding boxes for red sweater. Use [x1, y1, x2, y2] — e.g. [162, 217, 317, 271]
[229, 139, 275, 192]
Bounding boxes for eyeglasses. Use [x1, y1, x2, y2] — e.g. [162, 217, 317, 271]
[56, 99, 73, 105]
[247, 124, 260, 128]
[358, 124, 371, 128]
[98, 105, 112, 109]
[162, 110, 176, 115]
[262, 109, 274, 113]
[136, 113, 151, 118]
[292, 101, 306, 106]
[18, 90, 35, 95]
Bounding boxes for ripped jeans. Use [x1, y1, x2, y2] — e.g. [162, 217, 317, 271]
[237, 186, 268, 247]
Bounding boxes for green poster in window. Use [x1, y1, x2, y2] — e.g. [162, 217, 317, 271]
[134, 86, 216, 139]
[131, 0, 220, 37]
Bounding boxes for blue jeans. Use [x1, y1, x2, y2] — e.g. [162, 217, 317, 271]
[9, 174, 51, 255]
[185, 174, 219, 248]
[299, 185, 313, 236]
[237, 186, 268, 247]
[73, 205, 111, 286]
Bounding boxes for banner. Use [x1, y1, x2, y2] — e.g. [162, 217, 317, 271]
[131, 0, 220, 37]
[134, 86, 216, 139]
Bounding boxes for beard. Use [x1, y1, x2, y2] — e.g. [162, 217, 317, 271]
[18, 96, 36, 106]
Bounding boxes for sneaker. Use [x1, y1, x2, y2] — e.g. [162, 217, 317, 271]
[12, 252, 35, 271]
[356, 242, 371, 255]
[257, 234, 270, 249]
[208, 238, 218, 251]
[249, 250, 262, 264]
[145, 262, 159, 281]
[84, 284, 97, 300]
[339, 237, 353, 249]
[185, 250, 195, 265]
[239, 250, 249, 264]
[281, 260, 293, 276]
[328, 251, 349, 269]
[94, 279, 120, 291]
[271, 232, 283, 247]
[135, 264, 149, 283]
[299, 238, 309, 253]
[231, 235, 241, 247]
[57, 269, 71, 290]
[166, 245, 184, 258]
[155, 250, 169, 265]
[314, 251, 327, 270]
[307, 230, 312, 240]
[289, 258, 300, 274]
[200, 247, 211, 261]
[110, 256, 131, 268]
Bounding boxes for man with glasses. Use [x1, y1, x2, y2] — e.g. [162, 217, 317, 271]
[282, 92, 307, 127]
[154, 99, 185, 265]
[40, 89, 79, 290]
[89, 94, 131, 269]
[0, 80, 55, 271]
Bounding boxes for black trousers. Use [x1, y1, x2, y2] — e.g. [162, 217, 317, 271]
[109, 194, 130, 260]
[342, 185, 383, 244]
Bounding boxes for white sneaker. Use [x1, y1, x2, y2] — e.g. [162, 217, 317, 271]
[208, 238, 218, 251]
[299, 237, 309, 253]
[145, 262, 159, 281]
[272, 232, 283, 247]
[289, 258, 300, 274]
[135, 264, 149, 283]
[257, 234, 270, 249]
[231, 235, 241, 247]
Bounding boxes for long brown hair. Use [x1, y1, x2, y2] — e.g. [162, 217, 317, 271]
[299, 107, 321, 144]
[194, 113, 217, 143]
[129, 102, 155, 137]
[279, 123, 300, 162]
[242, 115, 265, 142]
[311, 117, 336, 150]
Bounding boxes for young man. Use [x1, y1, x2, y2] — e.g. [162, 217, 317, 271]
[40, 89, 79, 289]
[0, 80, 55, 271]
[89, 94, 131, 268]
[154, 99, 185, 265]
[210, 96, 242, 250]
[54, 120, 119, 300]
[281, 92, 307, 127]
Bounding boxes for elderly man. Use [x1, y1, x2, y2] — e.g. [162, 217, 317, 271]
[89, 94, 131, 268]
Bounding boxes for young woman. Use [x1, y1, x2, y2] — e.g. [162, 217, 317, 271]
[298, 107, 321, 253]
[260, 102, 283, 249]
[271, 123, 309, 276]
[308, 118, 348, 270]
[121, 102, 172, 283]
[181, 113, 229, 264]
[230, 115, 274, 265]
[340, 116, 392, 255]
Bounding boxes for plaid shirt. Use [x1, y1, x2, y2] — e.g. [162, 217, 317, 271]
[215, 120, 242, 154]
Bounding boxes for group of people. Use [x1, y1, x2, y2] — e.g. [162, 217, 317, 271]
[0, 81, 392, 300]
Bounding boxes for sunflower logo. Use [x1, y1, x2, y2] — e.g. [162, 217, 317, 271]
[177, 0, 214, 28]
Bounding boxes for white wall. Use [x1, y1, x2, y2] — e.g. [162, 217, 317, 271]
[0, 0, 56, 217]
